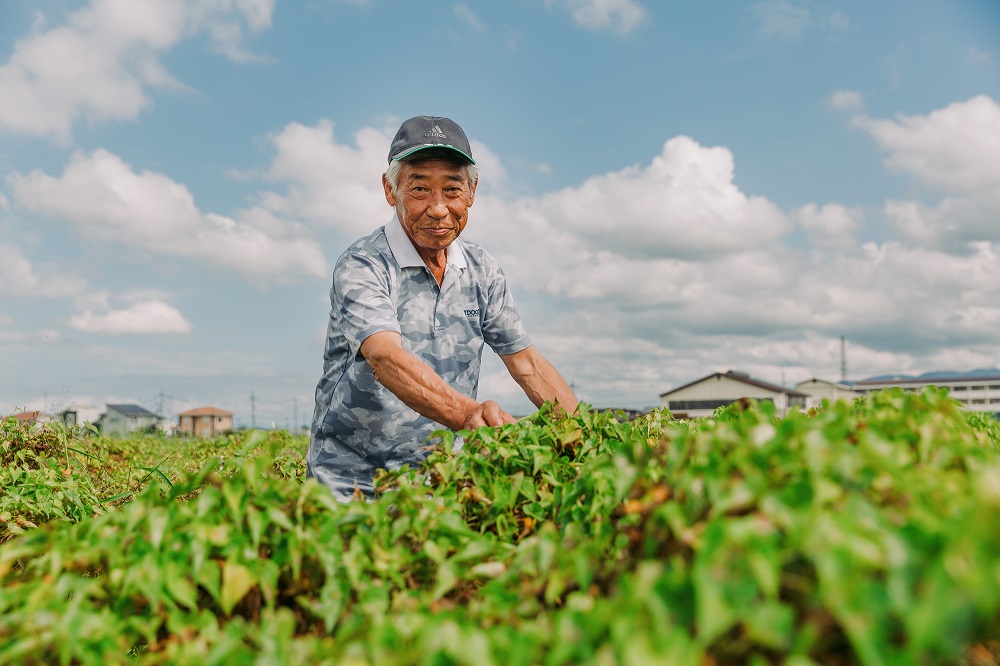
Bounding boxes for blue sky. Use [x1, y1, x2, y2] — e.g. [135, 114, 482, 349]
[1, 0, 999, 428]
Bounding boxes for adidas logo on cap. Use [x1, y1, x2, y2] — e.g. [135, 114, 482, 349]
[388, 116, 475, 164]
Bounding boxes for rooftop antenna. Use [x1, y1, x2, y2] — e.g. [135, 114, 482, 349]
[840, 335, 848, 383]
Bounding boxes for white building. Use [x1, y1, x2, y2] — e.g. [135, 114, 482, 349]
[852, 373, 1000, 417]
[660, 370, 808, 419]
[794, 378, 861, 408]
[97, 404, 164, 437]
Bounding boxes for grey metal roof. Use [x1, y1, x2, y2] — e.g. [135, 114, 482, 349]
[106, 404, 160, 418]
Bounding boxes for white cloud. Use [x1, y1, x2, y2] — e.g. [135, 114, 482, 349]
[968, 47, 992, 64]
[454, 4, 485, 31]
[885, 195, 1000, 248]
[469, 140, 509, 188]
[0, 192, 9, 211]
[542, 136, 789, 258]
[69, 299, 192, 335]
[211, 111, 1000, 406]
[752, 0, 810, 41]
[7, 149, 327, 282]
[251, 114, 987, 390]
[0, 0, 275, 141]
[548, 0, 647, 34]
[849, 96, 1000, 254]
[853, 95, 1000, 195]
[824, 10, 850, 31]
[464, 120, 1000, 399]
[255, 120, 393, 238]
[829, 89, 863, 110]
[227, 119, 506, 251]
[796, 203, 861, 248]
[469, 135, 789, 291]
[33, 329, 61, 344]
[0, 243, 85, 298]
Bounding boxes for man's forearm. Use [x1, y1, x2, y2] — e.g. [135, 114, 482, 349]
[366, 343, 478, 430]
[502, 347, 578, 414]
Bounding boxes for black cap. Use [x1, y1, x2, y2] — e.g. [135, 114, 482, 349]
[387, 116, 475, 165]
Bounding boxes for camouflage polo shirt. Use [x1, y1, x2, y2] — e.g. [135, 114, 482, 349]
[307, 219, 531, 500]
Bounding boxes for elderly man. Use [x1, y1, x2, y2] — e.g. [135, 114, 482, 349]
[308, 115, 577, 500]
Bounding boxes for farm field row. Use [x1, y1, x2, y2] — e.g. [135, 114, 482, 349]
[2, 389, 1000, 664]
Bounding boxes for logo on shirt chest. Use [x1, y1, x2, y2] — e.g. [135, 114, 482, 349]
[464, 308, 480, 318]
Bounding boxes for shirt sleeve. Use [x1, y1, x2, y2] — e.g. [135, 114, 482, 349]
[481, 260, 532, 356]
[332, 252, 401, 361]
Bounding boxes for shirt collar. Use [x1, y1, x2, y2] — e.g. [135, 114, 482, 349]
[385, 217, 468, 271]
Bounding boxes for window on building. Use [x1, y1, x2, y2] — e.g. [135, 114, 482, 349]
[972, 385, 985, 391]
[990, 385, 1000, 390]
[952, 385, 967, 391]
[972, 399, 986, 404]
[668, 399, 732, 411]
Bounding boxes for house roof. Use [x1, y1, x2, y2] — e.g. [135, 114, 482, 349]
[178, 406, 233, 417]
[13, 410, 42, 424]
[660, 370, 808, 398]
[106, 404, 160, 418]
[796, 378, 857, 391]
[854, 373, 1000, 386]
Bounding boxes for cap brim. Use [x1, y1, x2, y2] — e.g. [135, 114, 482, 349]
[390, 143, 475, 165]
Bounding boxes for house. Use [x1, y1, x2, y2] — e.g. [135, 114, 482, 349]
[852, 370, 1000, 417]
[794, 378, 861, 408]
[97, 404, 163, 437]
[660, 370, 808, 419]
[12, 410, 45, 426]
[177, 406, 233, 436]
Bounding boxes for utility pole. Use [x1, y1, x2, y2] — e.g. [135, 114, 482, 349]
[293, 398, 298, 433]
[840, 336, 848, 384]
[156, 390, 182, 425]
[250, 392, 256, 430]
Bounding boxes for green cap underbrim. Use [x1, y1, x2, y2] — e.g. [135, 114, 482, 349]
[390, 143, 476, 165]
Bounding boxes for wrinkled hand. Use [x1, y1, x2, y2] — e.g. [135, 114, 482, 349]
[462, 400, 516, 430]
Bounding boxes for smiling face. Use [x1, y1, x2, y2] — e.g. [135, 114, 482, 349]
[383, 156, 477, 262]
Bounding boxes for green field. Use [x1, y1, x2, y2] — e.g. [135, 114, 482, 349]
[2, 388, 1000, 665]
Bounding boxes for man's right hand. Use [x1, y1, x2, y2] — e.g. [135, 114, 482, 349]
[462, 400, 516, 429]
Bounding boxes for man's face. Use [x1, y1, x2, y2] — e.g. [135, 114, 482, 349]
[383, 158, 477, 254]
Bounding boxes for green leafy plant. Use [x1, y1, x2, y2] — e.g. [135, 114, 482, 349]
[1, 390, 998, 664]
